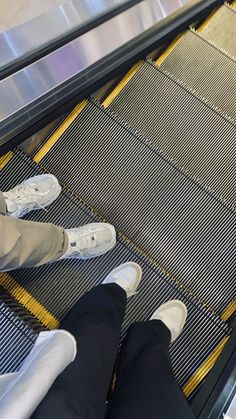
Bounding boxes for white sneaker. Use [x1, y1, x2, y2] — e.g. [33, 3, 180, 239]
[150, 300, 187, 342]
[3, 175, 61, 218]
[63, 223, 116, 259]
[102, 262, 142, 297]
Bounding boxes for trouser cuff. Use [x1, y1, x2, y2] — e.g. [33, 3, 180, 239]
[0, 192, 7, 215]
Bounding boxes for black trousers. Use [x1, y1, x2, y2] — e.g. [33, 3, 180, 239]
[31, 284, 195, 419]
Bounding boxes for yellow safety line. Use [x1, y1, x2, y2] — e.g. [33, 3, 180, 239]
[221, 300, 236, 321]
[103, 61, 143, 108]
[183, 336, 229, 396]
[155, 34, 184, 66]
[0, 273, 59, 329]
[34, 100, 88, 163]
[0, 270, 231, 395]
[0, 152, 14, 170]
[197, 6, 221, 32]
[183, 298, 235, 396]
[230, 0, 236, 9]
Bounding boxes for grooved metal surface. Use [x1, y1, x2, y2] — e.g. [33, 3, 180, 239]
[40, 101, 236, 315]
[199, 5, 236, 59]
[0, 299, 37, 373]
[0, 151, 231, 386]
[109, 61, 236, 209]
[160, 30, 236, 122]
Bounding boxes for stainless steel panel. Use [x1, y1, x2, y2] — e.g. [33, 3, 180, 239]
[0, 0, 134, 70]
[0, 0, 192, 122]
[226, 394, 236, 419]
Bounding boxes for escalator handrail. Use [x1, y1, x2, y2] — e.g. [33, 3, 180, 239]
[0, 0, 143, 81]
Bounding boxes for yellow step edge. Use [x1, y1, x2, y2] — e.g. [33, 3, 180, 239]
[0, 152, 14, 170]
[34, 100, 88, 163]
[0, 271, 230, 395]
[103, 61, 143, 108]
[155, 33, 184, 66]
[221, 299, 236, 321]
[197, 6, 221, 32]
[183, 336, 229, 396]
[230, 0, 236, 9]
[0, 273, 59, 329]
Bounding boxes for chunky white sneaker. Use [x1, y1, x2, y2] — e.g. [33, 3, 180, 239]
[102, 262, 142, 297]
[3, 175, 61, 218]
[63, 223, 116, 259]
[150, 300, 187, 342]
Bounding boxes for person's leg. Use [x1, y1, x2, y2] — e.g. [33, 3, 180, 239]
[0, 214, 69, 271]
[107, 301, 195, 419]
[31, 262, 142, 419]
[0, 175, 116, 271]
[0, 174, 66, 270]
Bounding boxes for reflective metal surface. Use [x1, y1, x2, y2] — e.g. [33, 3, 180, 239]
[226, 393, 236, 418]
[0, 0, 134, 71]
[0, 0, 193, 122]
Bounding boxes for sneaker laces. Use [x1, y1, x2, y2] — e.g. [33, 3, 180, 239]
[68, 228, 97, 254]
[5, 184, 48, 213]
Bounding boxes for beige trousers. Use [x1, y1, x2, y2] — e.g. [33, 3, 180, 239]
[0, 192, 68, 271]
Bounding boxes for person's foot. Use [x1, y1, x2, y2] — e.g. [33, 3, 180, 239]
[3, 175, 61, 218]
[102, 262, 142, 297]
[150, 300, 187, 342]
[63, 223, 116, 260]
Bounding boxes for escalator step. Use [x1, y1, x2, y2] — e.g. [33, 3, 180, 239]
[0, 296, 38, 373]
[159, 30, 236, 123]
[108, 60, 236, 210]
[198, 4, 236, 59]
[0, 150, 231, 388]
[38, 101, 236, 315]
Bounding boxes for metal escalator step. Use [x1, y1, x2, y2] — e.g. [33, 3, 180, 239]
[38, 101, 236, 315]
[0, 293, 38, 373]
[159, 30, 236, 122]
[198, 4, 236, 59]
[108, 60, 236, 210]
[0, 150, 231, 389]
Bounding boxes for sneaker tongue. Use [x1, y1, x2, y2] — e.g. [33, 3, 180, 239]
[95, 229, 111, 246]
[76, 231, 97, 252]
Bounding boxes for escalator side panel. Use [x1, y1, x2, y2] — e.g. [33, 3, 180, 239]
[159, 30, 236, 122]
[198, 4, 236, 60]
[0, 150, 231, 389]
[108, 61, 236, 210]
[38, 101, 236, 314]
